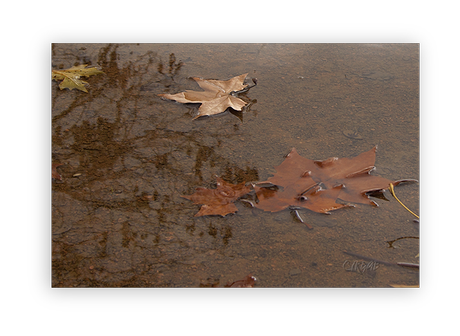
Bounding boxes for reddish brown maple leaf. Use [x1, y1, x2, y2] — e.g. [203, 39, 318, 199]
[182, 177, 251, 217]
[255, 146, 408, 214]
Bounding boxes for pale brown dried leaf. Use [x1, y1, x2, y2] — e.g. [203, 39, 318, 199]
[159, 73, 250, 119]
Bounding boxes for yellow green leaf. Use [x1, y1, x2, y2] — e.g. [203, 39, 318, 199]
[52, 64, 104, 93]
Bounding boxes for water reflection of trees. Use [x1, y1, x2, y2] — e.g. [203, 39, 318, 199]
[52, 44, 258, 287]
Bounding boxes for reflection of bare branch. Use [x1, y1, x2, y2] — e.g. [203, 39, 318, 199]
[52, 44, 259, 287]
[157, 53, 183, 77]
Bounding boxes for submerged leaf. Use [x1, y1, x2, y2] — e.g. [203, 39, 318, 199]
[52, 64, 104, 92]
[159, 73, 253, 119]
[181, 177, 251, 217]
[256, 147, 406, 214]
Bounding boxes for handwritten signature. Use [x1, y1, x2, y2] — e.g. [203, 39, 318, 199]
[343, 260, 380, 274]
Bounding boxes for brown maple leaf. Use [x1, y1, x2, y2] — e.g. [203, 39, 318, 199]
[158, 73, 253, 119]
[255, 146, 410, 214]
[182, 177, 251, 217]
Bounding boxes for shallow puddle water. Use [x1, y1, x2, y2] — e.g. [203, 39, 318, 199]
[52, 43, 419, 287]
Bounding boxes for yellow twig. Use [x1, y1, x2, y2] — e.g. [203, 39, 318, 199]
[389, 183, 419, 219]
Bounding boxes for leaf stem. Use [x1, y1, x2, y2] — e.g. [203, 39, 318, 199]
[389, 183, 419, 219]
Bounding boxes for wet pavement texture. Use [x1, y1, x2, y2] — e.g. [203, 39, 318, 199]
[52, 43, 419, 287]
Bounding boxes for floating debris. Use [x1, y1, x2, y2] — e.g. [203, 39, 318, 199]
[290, 207, 313, 229]
[397, 262, 419, 269]
[389, 183, 419, 219]
[342, 129, 363, 140]
[388, 284, 419, 288]
[386, 236, 419, 249]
